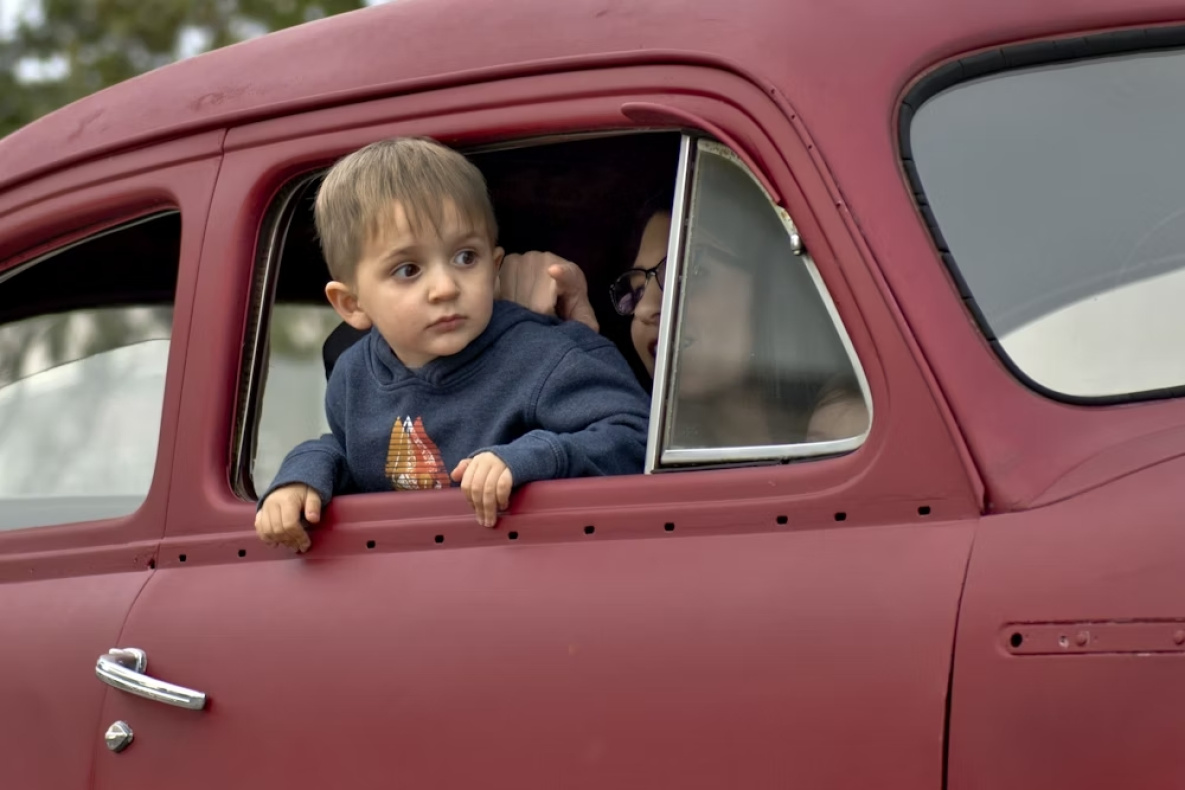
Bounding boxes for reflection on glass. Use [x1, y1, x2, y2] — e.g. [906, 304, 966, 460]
[665, 145, 869, 452]
[911, 49, 1185, 397]
[0, 307, 173, 509]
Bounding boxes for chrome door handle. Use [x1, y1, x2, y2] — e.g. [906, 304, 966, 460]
[95, 648, 207, 710]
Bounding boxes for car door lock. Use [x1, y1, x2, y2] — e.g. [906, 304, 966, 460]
[104, 721, 134, 753]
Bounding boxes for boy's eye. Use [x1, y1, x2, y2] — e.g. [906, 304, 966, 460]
[453, 249, 478, 267]
[392, 263, 420, 279]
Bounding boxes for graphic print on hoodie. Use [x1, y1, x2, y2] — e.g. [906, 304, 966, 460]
[385, 416, 449, 490]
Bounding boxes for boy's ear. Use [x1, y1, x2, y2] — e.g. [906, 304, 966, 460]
[492, 246, 505, 271]
[325, 281, 373, 331]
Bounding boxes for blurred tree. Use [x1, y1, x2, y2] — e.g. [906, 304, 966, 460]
[1, 0, 367, 137]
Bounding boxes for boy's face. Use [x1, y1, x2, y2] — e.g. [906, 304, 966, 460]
[330, 199, 502, 369]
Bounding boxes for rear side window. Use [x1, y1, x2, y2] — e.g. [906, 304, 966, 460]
[910, 47, 1185, 399]
[0, 213, 179, 530]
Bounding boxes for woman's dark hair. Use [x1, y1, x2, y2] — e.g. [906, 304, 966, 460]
[621, 185, 676, 273]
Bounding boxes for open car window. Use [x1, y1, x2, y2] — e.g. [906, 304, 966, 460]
[237, 135, 680, 497]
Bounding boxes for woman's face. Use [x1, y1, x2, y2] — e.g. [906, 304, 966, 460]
[629, 213, 671, 378]
[629, 212, 754, 396]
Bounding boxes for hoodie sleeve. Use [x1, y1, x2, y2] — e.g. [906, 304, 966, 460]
[476, 339, 650, 485]
[257, 360, 355, 507]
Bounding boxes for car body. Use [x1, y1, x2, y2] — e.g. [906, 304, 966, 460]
[4, 0, 1185, 787]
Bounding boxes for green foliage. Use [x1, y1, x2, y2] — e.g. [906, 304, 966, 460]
[1, 0, 367, 138]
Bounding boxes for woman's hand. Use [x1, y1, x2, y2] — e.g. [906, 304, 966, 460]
[498, 251, 599, 333]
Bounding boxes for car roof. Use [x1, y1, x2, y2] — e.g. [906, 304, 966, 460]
[0, 0, 1176, 193]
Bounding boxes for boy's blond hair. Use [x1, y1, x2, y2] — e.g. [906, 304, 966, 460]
[314, 137, 498, 282]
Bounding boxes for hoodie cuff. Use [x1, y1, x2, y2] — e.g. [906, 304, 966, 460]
[258, 450, 339, 510]
[473, 431, 564, 487]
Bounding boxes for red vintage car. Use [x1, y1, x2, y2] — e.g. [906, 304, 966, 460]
[4, 0, 1185, 787]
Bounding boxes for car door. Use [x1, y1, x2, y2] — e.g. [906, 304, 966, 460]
[0, 134, 220, 788]
[94, 65, 980, 789]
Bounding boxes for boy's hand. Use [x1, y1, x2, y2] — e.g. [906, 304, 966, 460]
[498, 251, 599, 333]
[255, 484, 319, 553]
[451, 453, 512, 527]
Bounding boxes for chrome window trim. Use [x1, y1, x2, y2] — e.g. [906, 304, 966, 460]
[653, 138, 872, 468]
[661, 436, 864, 465]
[644, 134, 694, 474]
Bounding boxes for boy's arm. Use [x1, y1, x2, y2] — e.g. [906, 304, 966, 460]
[256, 365, 356, 551]
[476, 340, 650, 486]
[255, 432, 350, 552]
[259, 432, 351, 506]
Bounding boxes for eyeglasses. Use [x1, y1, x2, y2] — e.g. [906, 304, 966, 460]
[609, 257, 666, 316]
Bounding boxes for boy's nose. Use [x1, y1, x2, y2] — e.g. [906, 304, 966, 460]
[426, 267, 460, 301]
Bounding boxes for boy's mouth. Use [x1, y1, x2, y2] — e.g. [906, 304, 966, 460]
[429, 314, 465, 331]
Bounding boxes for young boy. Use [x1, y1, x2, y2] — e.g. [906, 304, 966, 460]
[255, 137, 650, 552]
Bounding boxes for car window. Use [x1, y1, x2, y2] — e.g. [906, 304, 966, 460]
[0, 213, 179, 530]
[654, 139, 870, 467]
[910, 48, 1185, 399]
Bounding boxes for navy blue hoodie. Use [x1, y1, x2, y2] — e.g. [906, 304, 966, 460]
[263, 300, 650, 504]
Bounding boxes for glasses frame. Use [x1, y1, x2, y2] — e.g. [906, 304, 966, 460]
[608, 257, 667, 316]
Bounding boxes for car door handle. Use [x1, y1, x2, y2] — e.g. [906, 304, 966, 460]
[95, 647, 207, 710]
